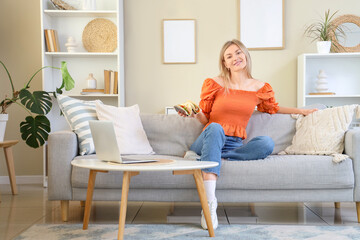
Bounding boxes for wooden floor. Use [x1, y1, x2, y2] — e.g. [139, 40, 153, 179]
[1, 184, 360, 240]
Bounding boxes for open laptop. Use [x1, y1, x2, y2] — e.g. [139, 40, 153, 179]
[89, 120, 157, 164]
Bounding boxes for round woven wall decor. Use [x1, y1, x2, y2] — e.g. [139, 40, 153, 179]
[82, 18, 117, 52]
[330, 14, 360, 52]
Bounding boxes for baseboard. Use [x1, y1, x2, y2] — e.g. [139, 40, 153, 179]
[0, 175, 43, 184]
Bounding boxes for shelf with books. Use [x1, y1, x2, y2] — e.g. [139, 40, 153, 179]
[40, 0, 124, 105]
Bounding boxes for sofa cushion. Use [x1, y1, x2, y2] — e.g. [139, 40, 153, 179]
[140, 114, 203, 156]
[95, 103, 154, 154]
[71, 154, 354, 190]
[245, 111, 296, 154]
[245, 104, 327, 154]
[217, 155, 354, 190]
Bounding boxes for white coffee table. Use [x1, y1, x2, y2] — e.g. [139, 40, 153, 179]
[71, 158, 219, 240]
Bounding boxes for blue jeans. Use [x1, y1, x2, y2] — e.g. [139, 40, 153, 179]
[190, 123, 274, 176]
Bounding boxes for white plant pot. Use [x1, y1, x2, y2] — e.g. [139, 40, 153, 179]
[317, 41, 331, 54]
[0, 114, 8, 142]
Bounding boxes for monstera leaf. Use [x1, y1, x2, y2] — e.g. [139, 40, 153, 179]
[1, 59, 75, 148]
[19, 89, 52, 115]
[61, 61, 75, 91]
[20, 115, 51, 148]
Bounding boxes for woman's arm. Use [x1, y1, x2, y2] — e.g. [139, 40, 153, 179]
[194, 111, 209, 125]
[277, 106, 317, 116]
[177, 110, 209, 125]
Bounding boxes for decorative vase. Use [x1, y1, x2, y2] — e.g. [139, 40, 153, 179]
[316, 70, 329, 93]
[317, 41, 331, 54]
[0, 114, 8, 142]
[86, 73, 97, 89]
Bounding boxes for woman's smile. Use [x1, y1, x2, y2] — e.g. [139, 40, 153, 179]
[234, 60, 242, 66]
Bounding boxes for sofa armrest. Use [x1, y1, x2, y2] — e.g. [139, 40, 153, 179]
[48, 131, 78, 200]
[345, 128, 360, 201]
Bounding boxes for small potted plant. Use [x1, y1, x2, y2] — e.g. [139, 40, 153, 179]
[0, 61, 74, 148]
[304, 9, 345, 53]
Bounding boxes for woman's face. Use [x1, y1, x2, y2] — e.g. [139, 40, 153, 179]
[223, 44, 247, 73]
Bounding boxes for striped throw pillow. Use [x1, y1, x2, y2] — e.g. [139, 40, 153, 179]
[57, 95, 102, 155]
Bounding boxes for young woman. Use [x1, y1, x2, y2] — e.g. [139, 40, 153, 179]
[178, 39, 317, 230]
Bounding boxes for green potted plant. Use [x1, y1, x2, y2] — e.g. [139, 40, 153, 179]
[304, 9, 345, 53]
[0, 60, 74, 148]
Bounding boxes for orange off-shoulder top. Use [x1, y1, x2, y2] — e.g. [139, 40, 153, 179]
[199, 78, 279, 139]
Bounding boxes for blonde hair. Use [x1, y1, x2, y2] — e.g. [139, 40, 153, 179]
[218, 39, 253, 91]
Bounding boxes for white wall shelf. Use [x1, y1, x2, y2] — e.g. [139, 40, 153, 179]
[40, 0, 124, 187]
[297, 53, 360, 107]
[44, 10, 117, 17]
[305, 95, 360, 98]
[45, 52, 118, 57]
[68, 94, 119, 97]
[40, 0, 124, 103]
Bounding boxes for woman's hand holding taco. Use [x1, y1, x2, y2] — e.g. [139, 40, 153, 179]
[174, 100, 200, 117]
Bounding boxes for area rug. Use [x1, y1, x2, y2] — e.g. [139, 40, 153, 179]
[14, 224, 360, 240]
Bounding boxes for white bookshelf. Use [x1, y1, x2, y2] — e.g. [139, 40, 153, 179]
[40, 0, 125, 186]
[297, 53, 360, 107]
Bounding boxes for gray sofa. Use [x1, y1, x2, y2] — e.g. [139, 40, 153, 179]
[48, 111, 360, 222]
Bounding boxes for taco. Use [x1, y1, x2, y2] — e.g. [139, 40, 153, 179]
[174, 100, 200, 116]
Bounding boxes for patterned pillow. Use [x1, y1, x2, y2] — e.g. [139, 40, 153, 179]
[57, 95, 102, 155]
[279, 104, 359, 163]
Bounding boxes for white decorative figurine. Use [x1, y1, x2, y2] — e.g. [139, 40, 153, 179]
[65, 36, 77, 52]
[316, 70, 329, 93]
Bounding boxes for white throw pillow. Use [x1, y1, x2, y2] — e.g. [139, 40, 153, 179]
[279, 105, 359, 163]
[95, 102, 154, 154]
[57, 95, 102, 155]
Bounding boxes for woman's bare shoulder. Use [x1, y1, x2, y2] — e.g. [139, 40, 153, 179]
[251, 79, 266, 91]
[212, 76, 224, 87]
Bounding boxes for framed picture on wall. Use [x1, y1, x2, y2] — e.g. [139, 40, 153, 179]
[238, 0, 284, 50]
[162, 19, 196, 64]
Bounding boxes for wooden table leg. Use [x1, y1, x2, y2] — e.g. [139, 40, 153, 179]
[4, 146, 17, 195]
[193, 169, 215, 237]
[118, 171, 139, 240]
[83, 170, 98, 230]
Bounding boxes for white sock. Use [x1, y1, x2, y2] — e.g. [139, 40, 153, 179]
[204, 180, 216, 202]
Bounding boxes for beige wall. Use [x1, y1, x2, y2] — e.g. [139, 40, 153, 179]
[0, 0, 359, 176]
[0, 1, 42, 176]
[125, 0, 360, 113]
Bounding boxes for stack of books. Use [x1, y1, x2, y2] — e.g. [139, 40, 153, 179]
[104, 70, 118, 94]
[80, 89, 105, 95]
[44, 29, 60, 52]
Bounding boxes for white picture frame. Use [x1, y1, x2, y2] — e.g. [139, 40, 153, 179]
[238, 0, 284, 50]
[162, 19, 196, 64]
[165, 107, 177, 115]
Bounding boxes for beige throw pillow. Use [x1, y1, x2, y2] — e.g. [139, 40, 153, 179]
[279, 105, 359, 163]
[95, 103, 154, 155]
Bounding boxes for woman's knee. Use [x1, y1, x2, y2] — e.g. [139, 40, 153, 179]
[205, 123, 226, 144]
[205, 123, 225, 135]
[254, 136, 275, 154]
